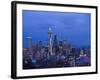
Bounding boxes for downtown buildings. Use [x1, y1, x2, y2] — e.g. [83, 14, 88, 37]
[23, 27, 90, 69]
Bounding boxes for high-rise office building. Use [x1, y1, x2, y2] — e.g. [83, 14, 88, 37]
[26, 37, 33, 60]
[53, 35, 58, 49]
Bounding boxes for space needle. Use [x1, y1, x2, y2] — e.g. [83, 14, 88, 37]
[48, 27, 53, 55]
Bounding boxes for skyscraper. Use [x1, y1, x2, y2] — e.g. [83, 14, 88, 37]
[26, 37, 33, 60]
[53, 35, 58, 48]
[53, 35, 59, 54]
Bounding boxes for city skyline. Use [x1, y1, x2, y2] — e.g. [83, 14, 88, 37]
[22, 10, 91, 69]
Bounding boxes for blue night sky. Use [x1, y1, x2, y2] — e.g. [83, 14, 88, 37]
[23, 10, 91, 48]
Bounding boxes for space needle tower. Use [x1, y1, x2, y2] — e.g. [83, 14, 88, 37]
[48, 27, 53, 55]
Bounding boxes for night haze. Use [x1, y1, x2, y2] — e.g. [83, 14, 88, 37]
[23, 10, 91, 48]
